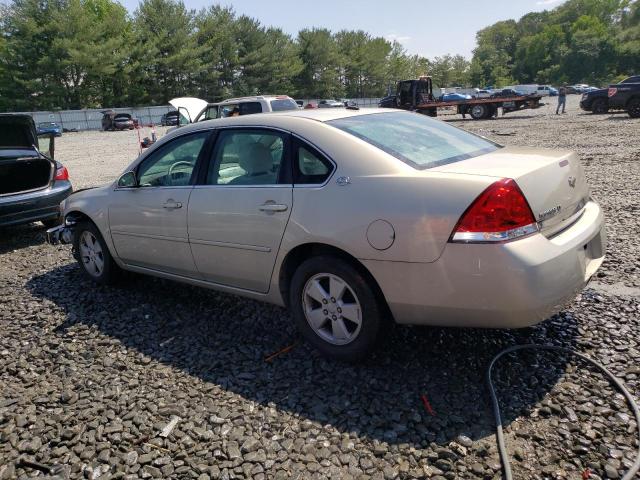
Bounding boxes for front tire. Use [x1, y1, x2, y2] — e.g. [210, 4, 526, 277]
[289, 256, 385, 362]
[73, 222, 119, 285]
[628, 98, 640, 118]
[591, 98, 609, 114]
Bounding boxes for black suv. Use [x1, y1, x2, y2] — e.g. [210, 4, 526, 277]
[580, 76, 640, 114]
[608, 75, 640, 118]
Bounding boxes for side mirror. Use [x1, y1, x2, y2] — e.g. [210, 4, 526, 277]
[178, 107, 191, 126]
[117, 171, 138, 188]
[38, 133, 55, 160]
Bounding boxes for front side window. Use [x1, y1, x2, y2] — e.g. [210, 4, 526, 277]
[206, 129, 286, 185]
[137, 131, 209, 187]
[327, 112, 499, 169]
[202, 106, 219, 120]
[219, 104, 240, 118]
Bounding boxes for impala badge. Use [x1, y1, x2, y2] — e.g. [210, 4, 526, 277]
[538, 205, 562, 221]
[568, 176, 576, 188]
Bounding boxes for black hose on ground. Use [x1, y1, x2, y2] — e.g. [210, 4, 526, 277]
[487, 344, 640, 480]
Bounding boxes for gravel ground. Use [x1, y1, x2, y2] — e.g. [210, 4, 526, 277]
[1, 96, 639, 480]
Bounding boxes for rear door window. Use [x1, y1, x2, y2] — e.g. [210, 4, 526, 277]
[270, 99, 299, 111]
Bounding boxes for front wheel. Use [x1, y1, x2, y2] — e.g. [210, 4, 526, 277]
[628, 98, 640, 118]
[73, 222, 119, 285]
[289, 256, 385, 362]
[591, 98, 609, 114]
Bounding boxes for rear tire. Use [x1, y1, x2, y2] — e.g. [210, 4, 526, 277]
[289, 256, 385, 362]
[591, 98, 609, 114]
[73, 221, 119, 285]
[628, 98, 640, 118]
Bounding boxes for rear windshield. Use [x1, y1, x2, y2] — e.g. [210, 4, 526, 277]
[327, 112, 499, 169]
[270, 99, 299, 112]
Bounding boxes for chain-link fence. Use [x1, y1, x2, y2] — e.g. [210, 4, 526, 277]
[7, 98, 385, 132]
[10, 106, 173, 132]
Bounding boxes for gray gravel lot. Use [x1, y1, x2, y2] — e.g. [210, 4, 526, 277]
[1, 96, 639, 480]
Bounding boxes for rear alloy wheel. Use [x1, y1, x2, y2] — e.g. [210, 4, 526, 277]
[73, 222, 119, 285]
[290, 256, 384, 362]
[470, 104, 488, 120]
[627, 98, 640, 118]
[591, 98, 609, 114]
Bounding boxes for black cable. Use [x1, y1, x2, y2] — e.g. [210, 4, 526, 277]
[487, 344, 640, 480]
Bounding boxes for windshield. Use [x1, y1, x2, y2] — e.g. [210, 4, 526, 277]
[327, 112, 499, 169]
[270, 99, 298, 111]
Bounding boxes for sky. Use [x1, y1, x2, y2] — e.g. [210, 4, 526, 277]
[115, 0, 568, 58]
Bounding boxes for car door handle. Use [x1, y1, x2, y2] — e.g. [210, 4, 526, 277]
[259, 203, 288, 212]
[162, 200, 182, 209]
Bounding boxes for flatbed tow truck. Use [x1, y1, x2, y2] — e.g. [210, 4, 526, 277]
[379, 76, 543, 120]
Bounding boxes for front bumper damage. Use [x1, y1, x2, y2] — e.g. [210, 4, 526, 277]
[46, 217, 76, 245]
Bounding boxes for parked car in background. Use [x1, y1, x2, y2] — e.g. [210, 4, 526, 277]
[490, 88, 526, 98]
[318, 99, 344, 108]
[440, 92, 472, 101]
[475, 89, 492, 98]
[579, 88, 610, 114]
[548, 87, 559, 96]
[36, 122, 62, 137]
[608, 76, 640, 118]
[161, 111, 180, 126]
[170, 95, 299, 125]
[0, 114, 72, 228]
[101, 111, 135, 131]
[580, 76, 640, 115]
[47, 109, 605, 361]
[295, 100, 304, 108]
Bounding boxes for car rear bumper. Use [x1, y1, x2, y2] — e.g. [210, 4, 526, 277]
[0, 181, 72, 227]
[362, 200, 606, 328]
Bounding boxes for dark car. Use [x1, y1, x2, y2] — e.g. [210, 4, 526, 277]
[490, 88, 526, 98]
[0, 114, 72, 228]
[581, 76, 640, 115]
[101, 111, 135, 131]
[608, 75, 640, 118]
[36, 122, 62, 137]
[161, 111, 180, 126]
[318, 99, 344, 108]
[579, 88, 610, 114]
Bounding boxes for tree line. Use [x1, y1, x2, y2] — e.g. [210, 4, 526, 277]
[0, 0, 470, 111]
[469, 0, 639, 88]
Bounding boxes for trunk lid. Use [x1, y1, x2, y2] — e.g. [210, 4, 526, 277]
[431, 146, 589, 236]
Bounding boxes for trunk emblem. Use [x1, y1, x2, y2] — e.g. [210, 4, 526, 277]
[538, 205, 562, 221]
[568, 176, 576, 188]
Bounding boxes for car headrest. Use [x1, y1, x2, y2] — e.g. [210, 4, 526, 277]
[239, 143, 272, 175]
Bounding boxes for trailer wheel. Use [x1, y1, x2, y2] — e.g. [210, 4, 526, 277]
[470, 104, 488, 120]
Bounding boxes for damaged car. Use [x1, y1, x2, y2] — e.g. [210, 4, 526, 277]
[0, 114, 72, 228]
[46, 109, 605, 361]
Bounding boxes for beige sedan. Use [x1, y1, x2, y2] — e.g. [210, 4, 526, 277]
[47, 109, 606, 361]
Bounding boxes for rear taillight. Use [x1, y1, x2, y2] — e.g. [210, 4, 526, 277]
[608, 87, 617, 98]
[450, 178, 538, 243]
[54, 165, 69, 181]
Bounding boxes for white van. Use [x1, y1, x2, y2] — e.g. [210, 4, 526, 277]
[509, 84, 550, 96]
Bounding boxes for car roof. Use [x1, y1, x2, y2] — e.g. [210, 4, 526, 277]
[218, 95, 293, 105]
[160, 108, 393, 140]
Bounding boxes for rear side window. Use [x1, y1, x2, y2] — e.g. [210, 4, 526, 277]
[240, 102, 263, 115]
[327, 112, 499, 169]
[293, 139, 333, 184]
[270, 99, 299, 111]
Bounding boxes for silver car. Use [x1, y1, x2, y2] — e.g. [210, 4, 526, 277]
[47, 109, 606, 361]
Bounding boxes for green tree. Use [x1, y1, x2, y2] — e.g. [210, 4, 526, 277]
[132, 0, 203, 105]
[295, 28, 343, 98]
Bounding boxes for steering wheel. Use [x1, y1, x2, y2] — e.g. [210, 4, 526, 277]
[168, 161, 193, 184]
